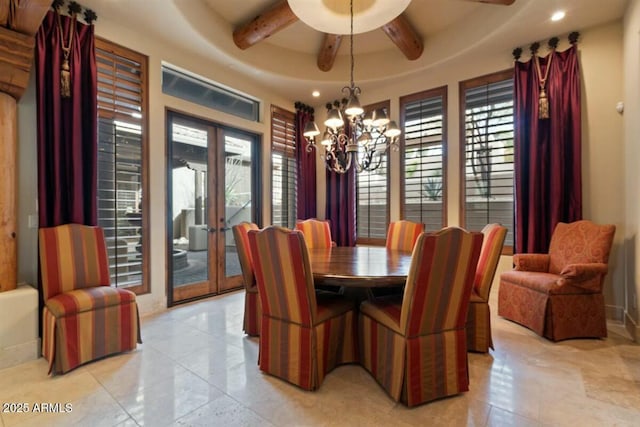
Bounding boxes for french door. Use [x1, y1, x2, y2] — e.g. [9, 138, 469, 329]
[167, 111, 260, 305]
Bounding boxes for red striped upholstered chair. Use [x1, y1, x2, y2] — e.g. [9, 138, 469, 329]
[498, 220, 616, 341]
[385, 220, 425, 252]
[295, 219, 336, 248]
[248, 226, 357, 390]
[359, 227, 483, 406]
[232, 222, 261, 336]
[466, 223, 507, 353]
[39, 224, 141, 374]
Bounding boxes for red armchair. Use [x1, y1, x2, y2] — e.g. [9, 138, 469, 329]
[498, 220, 616, 341]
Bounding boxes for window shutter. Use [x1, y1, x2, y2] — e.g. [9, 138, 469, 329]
[401, 88, 446, 230]
[271, 106, 297, 228]
[95, 38, 148, 292]
[461, 73, 514, 248]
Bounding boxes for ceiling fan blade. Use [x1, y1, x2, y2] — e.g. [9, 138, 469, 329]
[233, 0, 299, 50]
[381, 13, 423, 61]
[317, 34, 343, 72]
[462, 0, 515, 5]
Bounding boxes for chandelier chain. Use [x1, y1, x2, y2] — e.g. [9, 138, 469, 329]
[349, 0, 354, 89]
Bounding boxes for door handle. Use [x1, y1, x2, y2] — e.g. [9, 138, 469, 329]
[219, 227, 230, 232]
[207, 227, 217, 233]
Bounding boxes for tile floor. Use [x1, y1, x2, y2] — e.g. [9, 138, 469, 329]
[1, 290, 639, 427]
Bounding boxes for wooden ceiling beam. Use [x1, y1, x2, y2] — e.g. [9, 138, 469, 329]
[317, 33, 342, 72]
[233, 0, 298, 50]
[381, 13, 423, 61]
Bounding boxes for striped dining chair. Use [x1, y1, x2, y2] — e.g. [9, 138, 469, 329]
[295, 218, 336, 248]
[39, 224, 141, 374]
[359, 227, 483, 406]
[467, 223, 507, 353]
[385, 220, 425, 252]
[232, 222, 261, 336]
[248, 226, 357, 390]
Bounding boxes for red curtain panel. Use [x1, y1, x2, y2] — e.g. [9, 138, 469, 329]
[514, 44, 582, 254]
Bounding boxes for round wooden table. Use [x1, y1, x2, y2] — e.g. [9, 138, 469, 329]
[308, 246, 412, 288]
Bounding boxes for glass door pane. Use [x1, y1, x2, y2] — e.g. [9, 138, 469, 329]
[169, 117, 215, 303]
[219, 131, 256, 292]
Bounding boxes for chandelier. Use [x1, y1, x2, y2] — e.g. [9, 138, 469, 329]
[302, 0, 402, 174]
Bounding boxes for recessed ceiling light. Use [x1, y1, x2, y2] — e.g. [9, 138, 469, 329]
[312, 90, 320, 97]
[551, 10, 565, 21]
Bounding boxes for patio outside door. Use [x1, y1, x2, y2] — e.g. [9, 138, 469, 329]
[167, 112, 258, 305]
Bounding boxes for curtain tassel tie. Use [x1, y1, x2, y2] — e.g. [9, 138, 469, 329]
[538, 87, 549, 119]
[60, 59, 71, 98]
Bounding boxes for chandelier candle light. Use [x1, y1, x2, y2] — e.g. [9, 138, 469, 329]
[300, 0, 403, 174]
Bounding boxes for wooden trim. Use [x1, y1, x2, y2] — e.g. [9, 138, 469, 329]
[5, 0, 51, 36]
[0, 26, 34, 100]
[398, 85, 448, 228]
[0, 93, 17, 292]
[95, 37, 150, 295]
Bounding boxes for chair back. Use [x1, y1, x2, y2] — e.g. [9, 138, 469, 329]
[400, 227, 483, 336]
[548, 220, 616, 274]
[473, 224, 507, 300]
[248, 226, 317, 326]
[39, 224, 111, 301]
[232, 222, 260, 292]
[386, 220, 425, 252]
[295, 219, 333, 248]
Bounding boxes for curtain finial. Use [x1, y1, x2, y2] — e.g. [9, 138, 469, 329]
[569, 31, 580, 45]
[84, 9, 97, 25]
[52, 0, 64, 11]
[68, 1, 81, 15]
[512, 47, 522, 61]
[530, 42, 540, 56]
[548, 37, 559, 50]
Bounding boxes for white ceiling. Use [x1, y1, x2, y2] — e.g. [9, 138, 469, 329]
[82, 0, 627, 105]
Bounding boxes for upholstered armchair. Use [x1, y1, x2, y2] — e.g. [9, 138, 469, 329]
[248, 226, 357, 390]
[39, 224, 141, 374]
[467, 223, 507, 353]
[359, 227, 483, 406]
[498, 220, 616, 341]
[295, 218, 336, 248]
[232, 222, 261, 336]
[385, 220, 425, 252]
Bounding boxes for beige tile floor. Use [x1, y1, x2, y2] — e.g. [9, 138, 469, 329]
[1, 290, 639, 427]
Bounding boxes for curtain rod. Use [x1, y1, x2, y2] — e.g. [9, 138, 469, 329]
[512, 31, 579, 60]
[52, 0, 97, 25]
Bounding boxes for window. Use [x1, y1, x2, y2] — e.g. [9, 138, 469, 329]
[161, 65, 260, 122]
[357, 101, 390, 244]
[460, 70, 514, 250]
[400, 87, 447, 231]
[95, 38, 149, 293]
[271, 105, 297, 228]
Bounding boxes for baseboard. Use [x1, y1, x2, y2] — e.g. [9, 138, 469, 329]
[0, 338, 40, 370]
[605, 304, 625, 322]
[625, 312, 639, 343]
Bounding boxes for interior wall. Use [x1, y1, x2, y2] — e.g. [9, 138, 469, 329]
[16, 15, 630, 323]
[16, 15, 295, 315]
[315, 21, 627, 319]
[623, 0, 640, 337]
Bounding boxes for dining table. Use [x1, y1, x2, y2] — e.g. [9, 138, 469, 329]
[308, 245, 413, 288]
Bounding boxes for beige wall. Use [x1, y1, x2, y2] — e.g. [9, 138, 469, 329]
[315, 21, 627, 320]
[624, 0, 640, 338]
[16, 15, 632, 326]
[17, 15, 294, 315]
